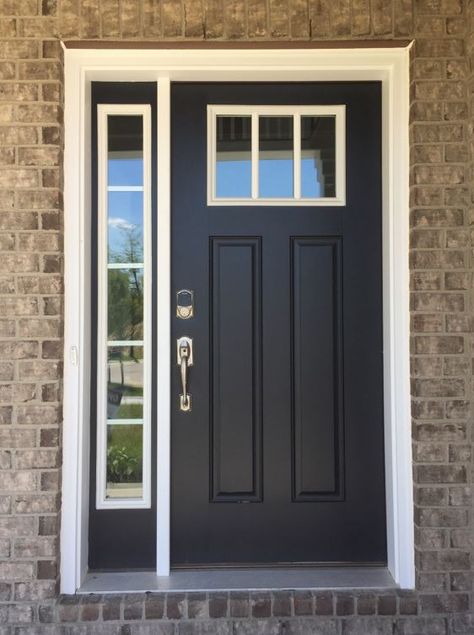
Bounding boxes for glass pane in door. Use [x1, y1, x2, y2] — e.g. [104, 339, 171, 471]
[216, 115, 252, 198]
[259, 115, 293, 198]
[108, 115, 143, 186]
[301, 115, 336, 198]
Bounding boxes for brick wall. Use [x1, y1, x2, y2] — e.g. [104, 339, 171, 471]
[0, 1, 472, 633]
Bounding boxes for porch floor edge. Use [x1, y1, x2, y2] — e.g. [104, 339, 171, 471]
[78, 567, 396, 594]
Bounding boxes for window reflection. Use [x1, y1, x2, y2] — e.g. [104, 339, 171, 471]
[107, 191, 143, 263]
[107, 346, 143, 420]
[259, 116, 293, 198]
[301, 116, 336, 198]
[106, 424, 143, 499]
[108, 115, 143, 186]
[107, 269, 143, 341]
[216, 115, 252, 198]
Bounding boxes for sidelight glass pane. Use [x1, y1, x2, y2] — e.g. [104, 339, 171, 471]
[108, 115, 143, 186]
[301, 116, 336, 198]
[259, 116, 293, 198]
[107, 346, 143, 420]
[107, 268, 144, 341]
[106, 424, 143, 500]
[216, 115, 252, 198]
[107, 191, 143, 263]
[98, 104, 150, 509]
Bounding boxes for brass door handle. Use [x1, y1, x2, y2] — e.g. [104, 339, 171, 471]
[177, 336, 193, 412]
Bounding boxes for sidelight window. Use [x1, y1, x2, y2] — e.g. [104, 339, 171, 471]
[96, 105, 152, 509]
[208, 105, 345, 205]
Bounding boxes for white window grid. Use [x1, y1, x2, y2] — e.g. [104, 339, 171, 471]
[96, 104, 152, 510]
[207, 105, 346, 206]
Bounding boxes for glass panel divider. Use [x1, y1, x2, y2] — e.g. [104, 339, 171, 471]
[107, 262, 144, 269]
[251, 112, 259, 200]
[107, 186, 144, 192]
[107, 340, 144, 346]
[293, 114, 301, 199]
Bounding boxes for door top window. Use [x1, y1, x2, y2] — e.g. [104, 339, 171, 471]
[208, 105, 346, 206]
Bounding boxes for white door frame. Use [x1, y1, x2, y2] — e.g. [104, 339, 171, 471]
[61, 45, 414, 593]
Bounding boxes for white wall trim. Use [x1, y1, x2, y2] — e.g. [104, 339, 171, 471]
[61, 45, 414, 593]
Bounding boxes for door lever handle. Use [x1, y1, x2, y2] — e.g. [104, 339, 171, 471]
[177, 336, 193, 412]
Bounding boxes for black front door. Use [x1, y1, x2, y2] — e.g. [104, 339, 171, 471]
[171, 83, 386, 567]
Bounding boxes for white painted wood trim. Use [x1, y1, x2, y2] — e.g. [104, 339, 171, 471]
[293, 114, 301, 200]
[156, 77, 171, 576]
[107, 186, 144, 192]
[61, 45, 414, 593]
[62, 54, 92, 592]
[108, 262, 144, 269]
[251, 112, 258, 199]
[95, 104, 152, 511]
[381, 54, 413, 588]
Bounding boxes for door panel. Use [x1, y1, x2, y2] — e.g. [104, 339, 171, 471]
[291, 237, 343, 501]
[210, 237, 262, 502]
[171, 82, 386, 567]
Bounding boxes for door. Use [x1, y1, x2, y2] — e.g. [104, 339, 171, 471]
[171, 82, 386, 567]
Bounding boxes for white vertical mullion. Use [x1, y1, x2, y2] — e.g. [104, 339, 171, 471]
[336, 106, 346, 204]
[251, 112, 259, 199]
[142, 105, 152, 510]
[96, 106, 108, 509]
[156, 77, 171, 577]
[293, 114, 301, 199]
[207, 106, 215, 203]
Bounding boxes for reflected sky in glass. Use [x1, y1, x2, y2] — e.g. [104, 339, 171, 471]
[259, 159, 293, 198]
[216, 115, 252, 198]
[216, 160, 252, 198]
[107, 191, 143, 262]
[301, 158, 322, 198]
[108, 158, 143, 186]
[216, 157, 324, 200]
[108, 115, 143, 187]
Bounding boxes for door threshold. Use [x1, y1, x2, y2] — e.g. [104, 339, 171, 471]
[78, 566, 396, 594]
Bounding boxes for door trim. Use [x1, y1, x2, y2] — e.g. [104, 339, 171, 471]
[61, 45, 414, 592]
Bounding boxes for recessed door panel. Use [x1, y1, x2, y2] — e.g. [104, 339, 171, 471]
[291, 237, 343, 501]
[210, 237, 262, 502]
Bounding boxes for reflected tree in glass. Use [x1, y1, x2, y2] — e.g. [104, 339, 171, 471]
[108, 219, 143, 265]
[108, 223, 144, 343]
[108, 268, 143, 342]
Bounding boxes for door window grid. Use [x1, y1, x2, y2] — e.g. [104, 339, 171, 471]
[96, 104, 152, 510]
[208, 105, 346, 206]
